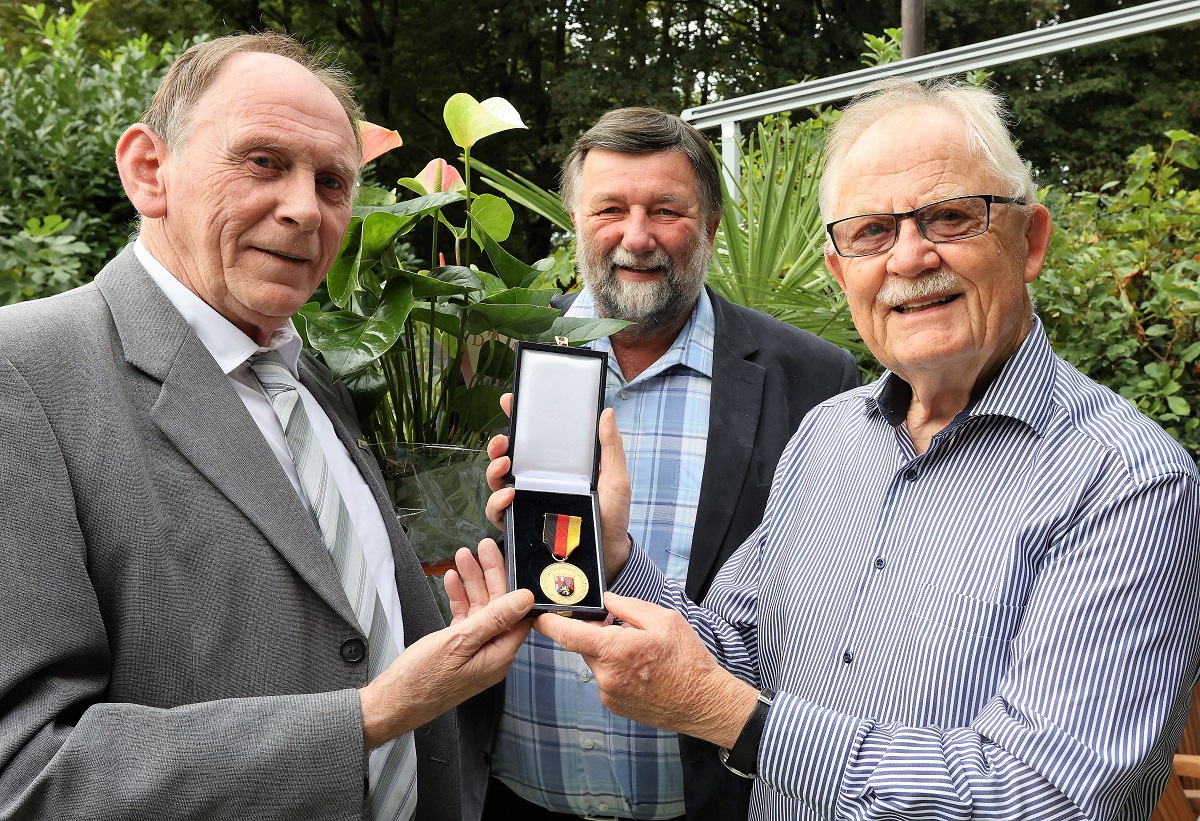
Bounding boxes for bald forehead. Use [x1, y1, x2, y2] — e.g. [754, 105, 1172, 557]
[831, 107, 999, 215]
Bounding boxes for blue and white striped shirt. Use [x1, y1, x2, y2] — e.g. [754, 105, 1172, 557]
[491, 289, 715, 818]
[615, 320, 1200, 821]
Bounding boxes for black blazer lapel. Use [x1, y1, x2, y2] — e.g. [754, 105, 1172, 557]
[686, 291, 764, 601]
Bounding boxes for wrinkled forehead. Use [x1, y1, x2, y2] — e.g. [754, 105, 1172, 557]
[832, 107, 999, 215]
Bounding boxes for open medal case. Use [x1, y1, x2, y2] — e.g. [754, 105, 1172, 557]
[504, 341, 608, 619]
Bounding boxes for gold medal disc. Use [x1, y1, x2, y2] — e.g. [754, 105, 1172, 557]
[540, 561, 589, 606]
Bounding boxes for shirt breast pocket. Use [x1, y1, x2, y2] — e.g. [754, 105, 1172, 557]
[886, 582, 1025, 726]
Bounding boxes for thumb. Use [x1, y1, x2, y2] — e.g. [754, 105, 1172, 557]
[465, 588, 534, 646]
[602, 592, 665, 630]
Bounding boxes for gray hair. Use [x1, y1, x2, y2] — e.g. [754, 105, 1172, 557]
[142, 31, 361, 159]
[818, 78, 1035, 221]
[560, 107, 723, 225]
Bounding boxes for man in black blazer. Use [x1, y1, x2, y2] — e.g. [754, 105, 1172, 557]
[467, 109, 859, 821]
[0, 32, 532, 821]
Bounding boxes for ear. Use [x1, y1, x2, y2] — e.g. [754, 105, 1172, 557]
[1022, 203, 1053, 284]
[116, 124, 169, 219]
[825, 243, 847, 290]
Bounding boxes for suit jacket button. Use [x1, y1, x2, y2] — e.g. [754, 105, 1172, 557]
[341, 638, 366, 663]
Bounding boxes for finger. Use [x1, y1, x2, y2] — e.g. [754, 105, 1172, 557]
[485, 452, 511, 493]
[533, 612, 609, 658]
[453, 546, 491, 610]
[486, 432, 509, 461]
[444, 568, 469, 622]
[476, 538, 511, 599]
[485, 486, 516, 531]
[500, 392, 513, 417]
[467, 588, 534, 647]
[601, 593, 664, 630]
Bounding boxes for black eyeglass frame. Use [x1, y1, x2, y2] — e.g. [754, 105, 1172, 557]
[825, 194, 1028, 259]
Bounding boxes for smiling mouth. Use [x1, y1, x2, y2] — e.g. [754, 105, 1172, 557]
[256, 247, 309, 263]
[893, 293, 960, 314]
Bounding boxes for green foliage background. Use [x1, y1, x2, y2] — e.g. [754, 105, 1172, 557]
[0, 2, 189, 303]
[0, 2, 1194, 464]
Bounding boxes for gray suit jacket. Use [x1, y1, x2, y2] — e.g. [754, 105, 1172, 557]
[0, 248, 459, 820]
[461, 287, 859, 820]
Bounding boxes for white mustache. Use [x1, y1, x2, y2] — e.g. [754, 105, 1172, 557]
[877, 271, 961, 308]
[608, 247, 672, 270]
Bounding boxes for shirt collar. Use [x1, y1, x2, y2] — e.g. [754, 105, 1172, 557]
[134, 239, 304, 376]
[566, 285, 715, 381]
[865, 317, 1057, 436]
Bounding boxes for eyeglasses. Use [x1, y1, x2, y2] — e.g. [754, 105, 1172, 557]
[825, 194, 1027, 258]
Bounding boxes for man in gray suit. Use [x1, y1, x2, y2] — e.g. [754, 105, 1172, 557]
[465, 109, 858, 821]
[0, 32, 532, 821]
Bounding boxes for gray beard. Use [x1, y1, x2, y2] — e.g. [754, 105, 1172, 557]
[578, 237, 709, 337]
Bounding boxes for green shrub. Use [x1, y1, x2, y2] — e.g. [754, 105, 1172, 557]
[0, 2, 186, 302]
[1036, 130, 1200, 465]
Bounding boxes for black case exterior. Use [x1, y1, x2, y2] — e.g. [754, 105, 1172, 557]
[504, 341, 608, 619]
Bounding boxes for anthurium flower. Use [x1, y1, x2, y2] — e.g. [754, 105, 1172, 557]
[443, 94, 526, 149]
[415, 158, 466, 194]
[358, 120, 402, 165]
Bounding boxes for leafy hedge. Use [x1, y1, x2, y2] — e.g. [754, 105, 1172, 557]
[0, 2, 185, 304]
[1036, 131, 1200, 464]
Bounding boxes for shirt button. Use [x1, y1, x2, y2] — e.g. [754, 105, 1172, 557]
[618, 392, 630, 400]
[842, 650, 854, 664]
[340, 638, 366, 663]
[874, 557, 886, 570]
[597, 803, 609, 812]
[579, 670, 591, 682]
[582, 739, 596, 750]
[904, 468, 918, 482]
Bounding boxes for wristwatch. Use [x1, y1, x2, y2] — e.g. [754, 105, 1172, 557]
[719, 688, 774, 778]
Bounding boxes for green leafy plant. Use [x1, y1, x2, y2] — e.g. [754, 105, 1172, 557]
[1036, 130, 1200, 464]
[710, 113, 866, 360]
[298, 94, 626, 453]
[0, 2, 186, 300]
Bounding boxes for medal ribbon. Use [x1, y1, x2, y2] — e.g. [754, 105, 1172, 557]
[543, 513, 581, 561]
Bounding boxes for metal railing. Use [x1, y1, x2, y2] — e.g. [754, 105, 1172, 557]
[681, 0, 1200, 177]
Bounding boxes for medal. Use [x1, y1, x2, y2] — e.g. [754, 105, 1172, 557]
[540, 513, 588, 605]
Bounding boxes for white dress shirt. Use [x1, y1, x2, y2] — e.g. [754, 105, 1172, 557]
[134, 240, 405, 646]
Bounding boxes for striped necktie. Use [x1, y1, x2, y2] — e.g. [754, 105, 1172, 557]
[250, 350, 418, 821]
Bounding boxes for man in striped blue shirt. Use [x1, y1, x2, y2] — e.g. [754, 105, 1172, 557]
[463, 109, 858, 821]
[510, 79, 1200, 820]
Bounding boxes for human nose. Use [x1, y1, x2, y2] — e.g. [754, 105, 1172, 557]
[277, 173, 322, 231]
[885, 215, 939, 276]
[620, 210, 657, 255]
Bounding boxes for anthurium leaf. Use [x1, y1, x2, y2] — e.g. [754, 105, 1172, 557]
[382, 263, 481, 298]
[474, 339, 517, 380]
[527, 315, 633, 345]
[352, 190, 463, 218]
[466, 301, 560, 336]
[326, 218, 364, 307]
[477, 287, 556, 310]
[299, 278, 415, 380]
[354, 186, 396, 207]
[477, 227, 540, 288]
[448, 383, 509, 438]
[408, 301, 466, 337]
[470, 193, 513, 242]
[443, 93, 527, 149]
[343, 366, 390, 422]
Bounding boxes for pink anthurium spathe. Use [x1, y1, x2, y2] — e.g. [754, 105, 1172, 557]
[415, 158, 466, 194]
[358, 120, 402, 165]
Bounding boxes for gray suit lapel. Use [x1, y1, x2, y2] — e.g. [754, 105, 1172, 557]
[96, 248, 360, 629]
[686, 292, 764, 600]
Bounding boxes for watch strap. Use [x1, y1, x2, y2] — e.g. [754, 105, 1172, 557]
[720, 688, 774, 778]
